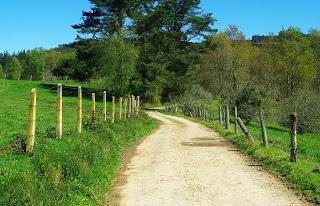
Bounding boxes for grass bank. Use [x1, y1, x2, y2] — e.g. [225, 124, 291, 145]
[0, 80, 158, 205]
[163, 111, 320, 204]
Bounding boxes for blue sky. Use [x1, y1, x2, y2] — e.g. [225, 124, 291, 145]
[0, 0, 319, 53]
[201, 0, 320, 38]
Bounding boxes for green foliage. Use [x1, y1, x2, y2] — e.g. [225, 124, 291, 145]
[197, 26, 320, 132]
[73, 0, 215, 101]
[7, 57, 22, 80]
[235, 85, 263, 124]
[23, 48, 46, 80]
[198, 28, 257, 102]
[0, 64, 4, 79]
[52, 51, 76, 78]
[276, 27, 316, 97]
[98, 36, 138, 95]
[173, 85, 213, 115]
[72, 0, 133, 37]
[279, 90, 320, 133]
[0, 80, 158, 205]
[44, 50, 61, 79]
[74, 37, 138, 96]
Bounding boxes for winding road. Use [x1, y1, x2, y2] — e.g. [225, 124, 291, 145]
[105, 111, 308, 206]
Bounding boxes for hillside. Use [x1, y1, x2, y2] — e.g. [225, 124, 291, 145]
[0, 80, 158, 205]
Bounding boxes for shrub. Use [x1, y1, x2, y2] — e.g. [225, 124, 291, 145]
[279, 90, 320, 133]
[174, 85, 213, 115]
[235, 85, 263, 124]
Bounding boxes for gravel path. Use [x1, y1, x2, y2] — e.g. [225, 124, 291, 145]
[105, 111, 309, 206]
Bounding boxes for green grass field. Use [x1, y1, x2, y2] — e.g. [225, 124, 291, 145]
[0, 80, 158, 206]
[164, 108, 320, 204]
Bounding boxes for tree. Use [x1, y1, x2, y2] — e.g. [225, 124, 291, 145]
[74, 37, 138, 95]
[102, 36, 138, 95]
[7, 57, 22, 80]
[225, 24, 245, 41]
[0, 52, 10, 75]
[72, 0, 135, 38]
[276, 27, 315, 97]
[0, 64, 4, 79]
[23, 48, 46, 80]
[52, 52, 76, 78]
[72, 39, 99, 81]
[308, 28, 320, 90]
[198, 26, 257, 103]
[134, 0, 215, 101]
[73, 0, 215, 102]
[45, 50, 61, 79]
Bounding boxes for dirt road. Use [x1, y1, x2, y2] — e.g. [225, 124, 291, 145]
[106, 111, 308, 206]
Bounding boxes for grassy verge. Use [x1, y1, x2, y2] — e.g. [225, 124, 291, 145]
[0, 80, 158, 205]
[163, 111, 320, 204]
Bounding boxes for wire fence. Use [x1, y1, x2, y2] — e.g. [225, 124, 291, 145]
[0, 83, 141, 155]
[165, 102, 299, 163]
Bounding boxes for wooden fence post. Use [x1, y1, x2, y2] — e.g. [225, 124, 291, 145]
[56, 84, 62, 139]
[112, 96, 115, 123]
[91, 93, 96, 129]
[128, 96, 132, 118]
[26, 88, 36, 154]
[77, 87, 82, 134]
[222, 106, 225, 123]
[119, 97, 123, 120]
[103, 91, 107, 121]
[290, 113, 298, 162]
[236, 117, 254, 142]
[219, 106, 222, 124]
[137, 96, 140, 115]
[259, 108, 268, 146]
[132, 95, 135, 115]
[234, 106, 238, 133]
[124, 99, 127, 119]
[225, 105, 230, 129]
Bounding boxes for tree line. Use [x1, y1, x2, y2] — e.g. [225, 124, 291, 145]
[1, 0, 320, 133]
[1, 0, 214, 100]
[192, 26, 320, 133]
[0, 48, 76, 81]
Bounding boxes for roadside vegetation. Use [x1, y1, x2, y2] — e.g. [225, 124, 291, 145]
[209, 120, 320, 204]
[0, 80, 158, 205]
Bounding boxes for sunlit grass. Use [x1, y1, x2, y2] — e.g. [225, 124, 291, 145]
[0, 80, 158, 206]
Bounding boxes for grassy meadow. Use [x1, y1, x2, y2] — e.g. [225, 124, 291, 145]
[0, 80, 158, 205]
[164, 107, 320, 204]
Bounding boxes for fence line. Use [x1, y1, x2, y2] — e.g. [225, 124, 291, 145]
[166, 102, 299, 163]
[1, 84, 141, 154]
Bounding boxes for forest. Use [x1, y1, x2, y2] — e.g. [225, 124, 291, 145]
[1, 0, 320, 133]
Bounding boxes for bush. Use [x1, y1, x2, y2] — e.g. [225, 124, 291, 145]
[279, 90, 320, 133]
[235, 85, 263, 124]
[174, 85, 213, 115]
